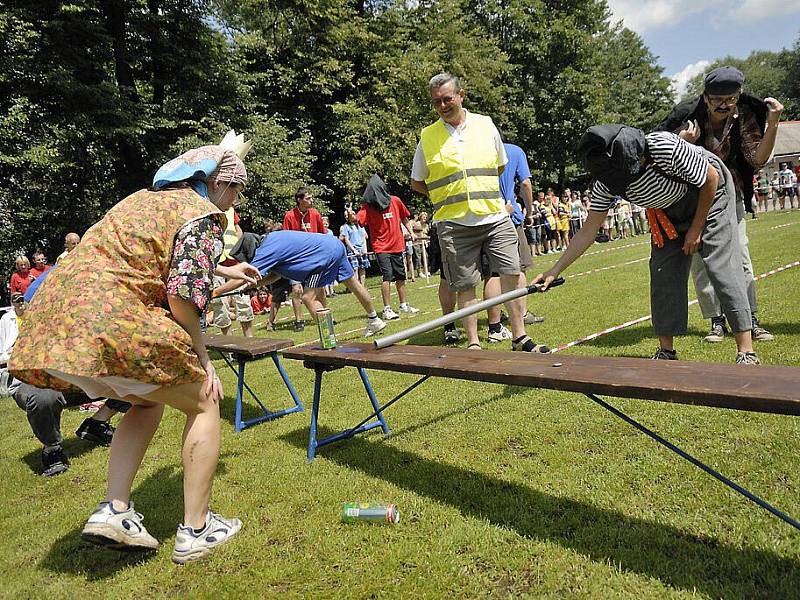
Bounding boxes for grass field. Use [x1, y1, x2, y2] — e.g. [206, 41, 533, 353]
[1, 210, 799, 598]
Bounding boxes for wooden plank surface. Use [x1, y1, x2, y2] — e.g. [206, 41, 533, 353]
[204, 334, 293, 359]
[282, 344, 800, 416]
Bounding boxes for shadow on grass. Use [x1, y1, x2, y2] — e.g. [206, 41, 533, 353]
[576, 323, 709, 350]
[39, 460, 229, 580]
[21, 437, 104, 475]
[279, 428, 800, 597]
[388, 384, 524, 440]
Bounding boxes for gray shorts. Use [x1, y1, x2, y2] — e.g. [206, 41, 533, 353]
[437, 217, 521, 292]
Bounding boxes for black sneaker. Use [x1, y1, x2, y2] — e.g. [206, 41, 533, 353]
[652, 347, 678, 360]
[443, 328, 461, 344]
[76, 417, 115, 446]
[42, 447, 69, 477]
[751, 317, 774, 342]
[499, 311, 509, 323]
[703, 317, 727, 343]
[293, 320, 305, 332]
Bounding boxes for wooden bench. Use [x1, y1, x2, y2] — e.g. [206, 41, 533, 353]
[282, 343, 800, 530]
[204, 334, 303, 432]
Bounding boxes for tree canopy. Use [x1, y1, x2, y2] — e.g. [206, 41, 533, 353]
[2, 0, 796, 300]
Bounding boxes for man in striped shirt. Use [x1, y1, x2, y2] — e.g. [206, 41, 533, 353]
[533, 125, 759, 365]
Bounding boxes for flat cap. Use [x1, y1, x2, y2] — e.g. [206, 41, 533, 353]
[704, 66, 744, 96]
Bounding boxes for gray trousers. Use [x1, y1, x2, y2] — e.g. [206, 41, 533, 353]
[690, 215, 756, 320]
[650, 151, 752, 336]
[12, 382, 128, 449]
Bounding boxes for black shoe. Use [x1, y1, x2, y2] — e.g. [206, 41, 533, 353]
[751, 316, 774, 341]
[499, 311, 509, 323]
[703, 316, 727, 343]
[42, 447, 69, 477]
[293, 320, 305, 332]
[443, 328, 461, 344]
[76, 417, 115, 446]
[652, 347, 678, 360]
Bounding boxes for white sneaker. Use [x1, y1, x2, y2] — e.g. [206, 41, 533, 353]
[399, 304, 420, 314]
[81, 501, 159, 550]
[487, 325, 513, 343]
[382, 307, 400, 320]
[172, 510, 242, 564]
[364, 317, 387, 337]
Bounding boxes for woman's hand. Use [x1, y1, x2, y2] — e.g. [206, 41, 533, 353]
[203, 362, 223, 403]
[216, 262, 261, 285]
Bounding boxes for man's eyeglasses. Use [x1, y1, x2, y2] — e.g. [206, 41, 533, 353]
[431, 95, 457, 107]
[707, 93, 740, 108]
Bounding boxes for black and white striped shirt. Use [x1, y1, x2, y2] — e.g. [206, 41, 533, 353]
[590, 132, 710, 212]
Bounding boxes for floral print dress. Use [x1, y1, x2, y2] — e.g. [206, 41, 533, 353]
[10, 187, 225, 391]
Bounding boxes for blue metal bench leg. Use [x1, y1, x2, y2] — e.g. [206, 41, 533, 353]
[272, 354, 304, 413]
[235, 356, 246, 432]
[220, 351, 303, 432]
[358, 367, 390, 434]
[307, 368, 324, 461]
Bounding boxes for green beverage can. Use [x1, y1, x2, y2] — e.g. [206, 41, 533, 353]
[342, 502, 400, 524]
[317, 308, 337, 349]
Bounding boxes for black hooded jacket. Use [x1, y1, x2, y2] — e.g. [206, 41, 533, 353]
[653, 93, 768, 213]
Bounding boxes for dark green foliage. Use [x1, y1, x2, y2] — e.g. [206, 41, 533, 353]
[3, 0, 797, 300]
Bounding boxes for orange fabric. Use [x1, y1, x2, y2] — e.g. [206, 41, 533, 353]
[10, 188, 223, 390]
[645, 208, 678, 248]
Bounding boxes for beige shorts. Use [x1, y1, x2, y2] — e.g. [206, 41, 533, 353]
[211, 276, 254, 328]
[438, 217, 520, 292]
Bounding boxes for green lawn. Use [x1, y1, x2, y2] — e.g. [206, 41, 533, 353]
[2, 210, 799, 598]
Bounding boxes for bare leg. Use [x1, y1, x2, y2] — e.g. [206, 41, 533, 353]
[302, 288, 322, 321]
[342, 276, 378, 314]
[658, 335, 674, 351]
[239, 320, 253, 337]
[291, 296, 303, 322]
[106, 400, 165, 511]
[734, 330, 754, 353]
[142, 382, 221, 529]
[381, 281, 391, 309]
[499, 273, 526, 339]
[439, 278, 456, 315]
[483, 276, 502, 324]
[396, 280, 408, 305]
[457, 288, 479, 345]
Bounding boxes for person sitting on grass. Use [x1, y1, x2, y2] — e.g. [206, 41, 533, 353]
[2, 290, 130, 477]
[533, 124, 759, 365]
[214, 230, 388, 337]
[250, 289, 272, 316]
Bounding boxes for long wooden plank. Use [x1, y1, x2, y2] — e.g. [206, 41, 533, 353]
[282, 344, 800, 416]
[204, 334, 293, 359]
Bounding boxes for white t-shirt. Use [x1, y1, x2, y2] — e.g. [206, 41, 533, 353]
[411, 110, 508, 226]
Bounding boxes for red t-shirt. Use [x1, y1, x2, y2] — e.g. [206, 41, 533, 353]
[283, 207, 326, 233]
[356, 196, 409, 254]
[10, 271, 32, 295]
[251, 294, 272, 314]
[30, 265, 52, 279]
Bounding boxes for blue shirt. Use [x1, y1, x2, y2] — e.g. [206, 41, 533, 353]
[498, 143, 531, 226]
[251, 230, 351, 286]
[340, 223, 367, 254]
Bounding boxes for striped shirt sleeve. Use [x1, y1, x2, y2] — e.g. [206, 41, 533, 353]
[589, 181, 615, 212]
[649, 132, 708, 188]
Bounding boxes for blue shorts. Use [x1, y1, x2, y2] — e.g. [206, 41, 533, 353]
[304, 248, 354, 288]
[348, 254, 371, 270]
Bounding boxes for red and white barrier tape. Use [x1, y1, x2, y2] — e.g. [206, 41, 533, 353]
[551, 259, 800, 353]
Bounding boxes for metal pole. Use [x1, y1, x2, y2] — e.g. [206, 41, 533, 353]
[374, 277, 564, 349]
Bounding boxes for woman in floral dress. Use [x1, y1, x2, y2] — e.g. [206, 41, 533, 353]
[10, 145, 259, 563]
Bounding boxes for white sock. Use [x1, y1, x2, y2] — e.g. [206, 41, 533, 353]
[367, 311, 378, 320]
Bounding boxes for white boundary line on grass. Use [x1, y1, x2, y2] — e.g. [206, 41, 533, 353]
[551, 260, 800, 353]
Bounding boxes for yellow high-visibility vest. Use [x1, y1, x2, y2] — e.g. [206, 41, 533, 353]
[220, 207, 239, 261]
[420, 113, 504, 221]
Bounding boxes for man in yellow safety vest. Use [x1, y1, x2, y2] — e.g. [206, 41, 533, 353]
[410, 73, 549, 353]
